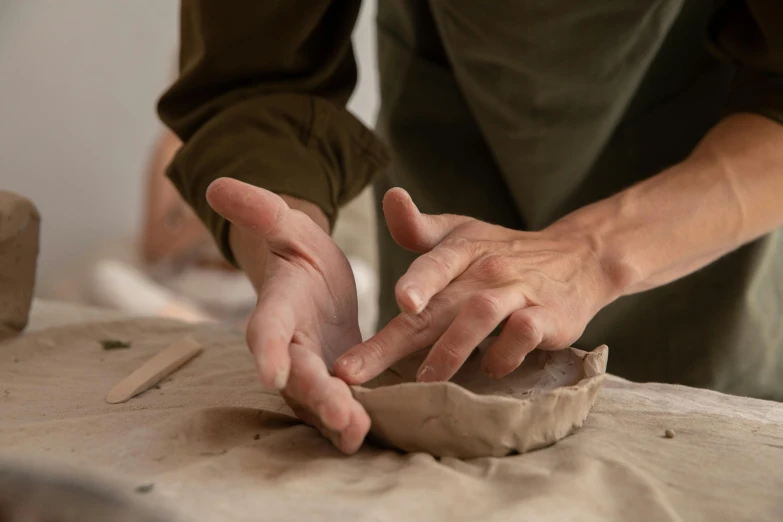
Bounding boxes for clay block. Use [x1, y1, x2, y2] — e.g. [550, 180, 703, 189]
[0, 191, 40, 342]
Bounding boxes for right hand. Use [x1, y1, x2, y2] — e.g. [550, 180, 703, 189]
[206, 178, 370, 454]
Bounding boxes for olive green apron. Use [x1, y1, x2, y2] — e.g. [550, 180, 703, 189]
[373, 0, 783, 399]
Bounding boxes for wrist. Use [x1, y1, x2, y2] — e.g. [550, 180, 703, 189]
[546, 195, 643, 301]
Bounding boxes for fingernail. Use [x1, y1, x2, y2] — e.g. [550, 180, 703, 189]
[417, 365, 437, 383]
[273, 365, 289, 390]
[337, 356, 363, 376]
[406, 288, 424, 313]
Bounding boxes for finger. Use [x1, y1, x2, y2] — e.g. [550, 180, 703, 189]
[383, 187, 471, 253]
[283, 396, 322, 429]
[481, 306, 558, 379]
[284, 396, 370, 455]
[395, 239, 475, 314]
[246, 277, 297, 390]
[338, 406, 372, 455]
[418, 290, 525, 382]
[285, 344, 367, 445]
[282, 395, 342, 449]
[334, 298, 457, 384]
[206, 178, 319, 251]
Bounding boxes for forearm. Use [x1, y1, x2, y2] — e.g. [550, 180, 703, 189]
[230, 196, 329, 292]
[158, 0, 388, 266]
[552, 113, 783, 297]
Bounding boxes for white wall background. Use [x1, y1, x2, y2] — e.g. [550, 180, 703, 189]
[0, 0, 379, 295]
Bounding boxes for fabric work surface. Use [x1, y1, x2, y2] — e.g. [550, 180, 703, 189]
[1, 304, 782, 521]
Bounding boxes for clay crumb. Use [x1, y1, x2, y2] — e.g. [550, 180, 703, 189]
[253, 434, 260, 440]
[664, 429, 675, 439]
[199, 449, 227, 456]
[135, 483, 155, 494]
[12, 357, 18, 363]
[100, 339, 131, 350]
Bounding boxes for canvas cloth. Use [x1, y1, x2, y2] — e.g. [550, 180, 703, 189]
[1, 301, 781, 521]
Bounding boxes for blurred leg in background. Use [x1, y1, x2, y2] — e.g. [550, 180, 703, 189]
[49, 126, 379, 337]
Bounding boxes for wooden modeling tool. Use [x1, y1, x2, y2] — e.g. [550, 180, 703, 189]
[105, 336, 202, 404]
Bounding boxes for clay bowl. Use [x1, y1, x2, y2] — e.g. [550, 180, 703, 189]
[352, 344, 608, 458]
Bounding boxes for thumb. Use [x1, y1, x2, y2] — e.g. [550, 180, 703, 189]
[382, 188, 471, 253]
[206, 178, 298, 249]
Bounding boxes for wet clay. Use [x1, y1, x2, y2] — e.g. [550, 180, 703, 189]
[352, 344, 608, 458]
[0, 191, 40, 342]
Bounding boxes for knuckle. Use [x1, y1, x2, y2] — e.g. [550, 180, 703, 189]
[491, 348, 519, 374]
[305, 390, 328, 413]
[549, 326, 579, 350]
[425, 250, 455, 275]
[507, 313, 541, 345]
[439, 344, 465, 367]
[476, 255, 507, 279]
[469, 293, 503, 319]
[360, 339, 387, 363]
[401, 306, 436, 333]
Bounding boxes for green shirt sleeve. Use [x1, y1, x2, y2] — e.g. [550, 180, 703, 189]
[157, 0, 390, 264]
[707, 0, 783, 125]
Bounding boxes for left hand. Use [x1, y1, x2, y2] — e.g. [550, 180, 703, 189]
[334, 188, 619, 384]
[206, 179, 370, 454]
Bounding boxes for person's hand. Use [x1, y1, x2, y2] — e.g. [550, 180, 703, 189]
[206, 178, 370, 454]
[334, 188, 620, 385]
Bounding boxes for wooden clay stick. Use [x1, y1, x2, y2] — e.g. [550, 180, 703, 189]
[105, 336, 202, 404]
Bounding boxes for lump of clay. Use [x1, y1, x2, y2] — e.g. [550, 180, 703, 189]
[352, 345, 608, 458]
[0, 191, 40, 342]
